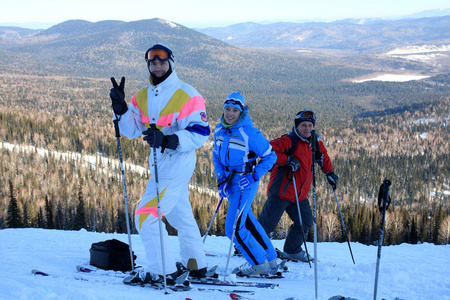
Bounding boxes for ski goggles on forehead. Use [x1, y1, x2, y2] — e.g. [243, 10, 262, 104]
[296, 110, 316, 121]
[224, 99, 244, 110]
[145, 49, 172, 62]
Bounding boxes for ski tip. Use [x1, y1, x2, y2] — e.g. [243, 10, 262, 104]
[31, 269, 49, 276]
[230, 293, 250, 300]
[76, 265, 93, 273]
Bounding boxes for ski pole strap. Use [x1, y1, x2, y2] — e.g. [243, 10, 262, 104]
[217, 169, 237, 187]
[113, 118, 121, 138]
[310, 130, 317, 152]
[244, 161, 253, 175]
[282, 169, 294, 194]
[377, 179, 391, 213]
[310, 130, 317, 172]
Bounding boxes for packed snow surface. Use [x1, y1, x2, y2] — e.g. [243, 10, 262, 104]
[0, 228, 449, 300]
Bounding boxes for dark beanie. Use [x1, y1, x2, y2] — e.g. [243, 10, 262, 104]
[294, 110, 316, 127]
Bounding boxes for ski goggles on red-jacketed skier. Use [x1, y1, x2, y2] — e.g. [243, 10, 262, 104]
[295, 110, 316, 122]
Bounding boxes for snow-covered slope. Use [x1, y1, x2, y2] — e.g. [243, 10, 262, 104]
[0, 228, 449, 300]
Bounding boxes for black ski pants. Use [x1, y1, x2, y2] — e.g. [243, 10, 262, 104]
[258, 194, 313, 254]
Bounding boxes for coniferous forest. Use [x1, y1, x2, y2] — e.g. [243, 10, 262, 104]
[1, 77, 449, 246]
[1, 19, 449, 246]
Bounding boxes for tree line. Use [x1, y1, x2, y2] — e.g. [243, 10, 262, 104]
[2, 96, 449, 245]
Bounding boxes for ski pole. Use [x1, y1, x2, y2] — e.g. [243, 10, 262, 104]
[333, 189, 355, 264]
[292, 173, 312, 268]
[113, 117, 135, 274]
[203, 170, 236, 243]
[224, 189, 246, 281]
[203, 197, 224, 244]
[150, 124, 168, 294]
[310, 130, 318, 300]
[373, 179, 391, 300]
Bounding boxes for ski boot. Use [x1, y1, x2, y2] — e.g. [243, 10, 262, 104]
[282, 250, 314, 262]
[176, 261, 219, 280]
[124, 268, 191, 290]
[232, 260, 270, 277]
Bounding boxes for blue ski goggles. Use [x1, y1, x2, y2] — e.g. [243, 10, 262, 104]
[224, 99, 244, 111]
[295, 110, 316, 122]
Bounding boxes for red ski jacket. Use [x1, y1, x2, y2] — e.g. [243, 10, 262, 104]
[266, 132, 333, 202]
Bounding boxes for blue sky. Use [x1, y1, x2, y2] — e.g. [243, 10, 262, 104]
[1, 0, 449, 28]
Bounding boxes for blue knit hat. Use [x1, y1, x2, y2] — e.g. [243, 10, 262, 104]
[224, 92, 245, 112]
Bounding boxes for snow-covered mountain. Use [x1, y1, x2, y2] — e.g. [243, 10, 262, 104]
[1, 228, 449, 300]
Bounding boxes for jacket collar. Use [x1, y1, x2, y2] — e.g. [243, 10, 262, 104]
[149, 69, 179, 89]
[219, 106, 252, 130]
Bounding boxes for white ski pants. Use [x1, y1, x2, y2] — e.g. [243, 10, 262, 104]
[135, 173, 206, 275]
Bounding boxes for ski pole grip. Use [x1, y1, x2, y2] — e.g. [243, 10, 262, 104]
[378, 179, 391, 213]
[382, 179, 391, 204]
[218, 169, 237, 187]
[113, 119, 120, 138]
[228, 169, 237, 183]
[310, 130, 317, 152]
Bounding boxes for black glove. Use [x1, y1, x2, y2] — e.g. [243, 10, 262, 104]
[142, 128, 179, 152]
[287, 157, 300, 172]
[315, 150, 323, 167]
[110, 77, 128, 116]
[162, 134, 179, 151]
[143, 127, 164, 148]
[326, 172, 338, 190]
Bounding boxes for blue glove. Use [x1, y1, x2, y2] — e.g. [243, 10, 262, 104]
[218, 176, 230, 198]
[238, 173, 259, 189]
[326, 172, 339, 190]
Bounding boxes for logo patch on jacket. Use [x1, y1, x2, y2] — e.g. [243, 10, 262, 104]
[200, 112, 208, 122]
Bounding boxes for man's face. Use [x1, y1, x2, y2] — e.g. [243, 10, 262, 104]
[296, 121, 314, 138]
[148, 59, 170, 77]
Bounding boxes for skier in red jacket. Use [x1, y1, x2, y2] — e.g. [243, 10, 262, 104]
[258, 110, 338, 262]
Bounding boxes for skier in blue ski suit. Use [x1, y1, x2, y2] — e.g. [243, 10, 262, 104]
[213, 92, 279, 276]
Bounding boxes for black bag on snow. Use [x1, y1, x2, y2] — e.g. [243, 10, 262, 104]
[89, 239, 136, 271]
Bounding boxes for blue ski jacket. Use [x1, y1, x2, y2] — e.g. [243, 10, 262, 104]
[213, 107, 276, 189]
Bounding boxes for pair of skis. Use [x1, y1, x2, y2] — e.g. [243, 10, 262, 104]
[32, 265, 279, 295]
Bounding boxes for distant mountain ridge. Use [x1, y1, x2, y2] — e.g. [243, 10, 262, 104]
[197, 15, 450, 53]
[0, 18, 237, 81]
[0, 26, 40, 39]
[403, 8, 450, 19]
[0, 16, 448, 126]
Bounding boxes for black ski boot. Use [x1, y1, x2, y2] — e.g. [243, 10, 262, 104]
[176, 262, 219, 279]
[124, 268, 191, 290]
